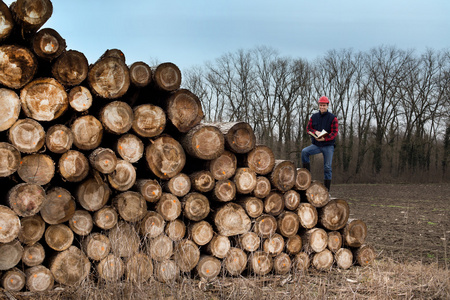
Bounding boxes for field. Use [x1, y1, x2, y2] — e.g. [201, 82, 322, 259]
[1, 184, 449, 299]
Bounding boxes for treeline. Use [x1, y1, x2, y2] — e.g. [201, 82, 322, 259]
[182, 46, 450, 183]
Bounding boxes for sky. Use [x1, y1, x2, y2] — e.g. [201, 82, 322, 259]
[3, 0, 450, 73]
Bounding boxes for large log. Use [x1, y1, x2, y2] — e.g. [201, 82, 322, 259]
[283, 189, 301, 211]
[0, 89, 21, 132]
[136, 179, 162, 203]
[89, 147, 117, 174]
[132, 104, 166, 138]
[195, 255, 221, 282]
[233, 167, 257, 194]
[10, 0, 53, 36]
[253, 214, 277, 238]
[25, 265, 54, 292]
[354, 244, 376, 266]
[51, 50, 88, 86]
[319, 199, 350, 231]
[0, 45, 37, 89]
[116, 133, 144, 163]
[285, 234, 302, 255]
[22, 242, 45, 267]
[207, 150, 236, 180]
[108, 221, 140, 258]
[163, 172, 191, 197]
[206, 234, 230, 259]
[153, 62, 181, 92]
[88, 56, 130, 99]
[327, 231, 343, 253]
[49, 246, 91, 286]
[270, 160, 296, 192]
[129, 61, 152, 88]
[76, 176, 111, 211]
[173, 239, 200, 272]
[93, 206, 118, 230]
[295, 168, 312, 190]
[223, 247, 247, 276]
[17, 154, 54, 185]
[45, 224, 74, 251]
[154, 260, 179, 283]
[7, 182, 45, 217]
[252, 176, 271, 199]
[156, 192, 182, 221]
[0, 206, 21, 243]
[292, 252, 310, 272]
[112, 191, 146, 223]
[297, 202, 318, 229]
[125, 252, 153, 283]
[277, 211, 300, 238]
[244, 145, 275, 175]
[58, 150, 90, 182]
[97, 254, 124, 282]
[0, 142, 21, 177]
[305, 180, 330, 208]
[211, 179, 236, 202]
[145, 135, 186, 180]
[1, 268, 26, 292]
[68, 86, 92, 112]
[9, 118, 45, 154]
[40, 186, 76, 224]
[302, 228, 328, 254]
[264, 191, 284, 216]
[18, 214, 45, 245]
[189, 170, 215, 193]
[238, 232, 260, 252]
[138, 211, 165, 238]
[262, 233, 285, 257]
[82, 233, 111, 261]
[0, 240, 23, 270]
[108, 159, 137, 191]
[342, 219, 368, 248]
[0, 2, 13, 42]
[189, 220, 214, 246]
[45, 124, 74, 154]
[165, 219, 186, 242]
[71, 115, 103, 151]
[165, 89, 204, 133]
[69, 210, 93, 236]
[248, 251, 273, 276]
[148, 234, 173, 262]
[214, 122, 256, 154]
[181, 124, 225, 160]
[32, 28, 66, 61]
[335, 248, 353, 269]
[99, 101, 133, 135]
[312, 249, 334, 271]
[273, 253, 292, 275]
[237, 196, 264, 218]
[214, 202, 251, 237]
[182, 192, 210, 221]
[20, 78, 68, 121]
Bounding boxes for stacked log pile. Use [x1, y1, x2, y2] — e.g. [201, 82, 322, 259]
[0, 0, 376, 292]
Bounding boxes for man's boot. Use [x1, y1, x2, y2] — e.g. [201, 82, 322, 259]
[324, 179, 331, 191]
[303, 162, 310, 172]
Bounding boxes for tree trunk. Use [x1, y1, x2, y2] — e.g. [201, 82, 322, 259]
[182, 192, 210, 221]
[0, 142, 21, 177]
[76, 176, 111, 211]
[145, 135, 185, 180]
[295, 168, 312, 190]
[10, 0, 53, 36]
[9, 118, 45, 154]
[40, 187, 76, 224]
[0, 240, 23, 270]
[49, 246, 90, 286]
[22, 242, 45, 267]
[153, 62, 181, 92]
[70, 115, 103, 151]
[17, 215, 44, 245]
[223, 247, 247, 276]
[0, 45, 37, 89]
[7, 183, 45, 217]
[108, 159, 136, 191]
[214, 203, 251, 237]
[108, 221, 140, 258]
[297, 203, 318, 229]
[136, 179, 162, 203]
[88, 56, 130, 99]
[163, 172, 191, 197]
[238, 232, 260, 252]
[156, 192, 182, 221]
[302, 228, 328, 253]
[68, 86, 92, 112]
[248, 251, 272, 276]
[354, 244, 376, 266]
[99, 101, 133, 135]
[165, 219, 186, 242]
[207, 150, 236, 180]
[254, 214, 277, 238]
[125, 252, 153, 283]
[233, 167, 257, 194]
[45, 124, 74, 154]
[1, 267, 26, 292]
[25, 265, 54, 292]
[270, 160, 296, 192]
[327, 231, 343, 253]
[0, 2, 13, 42]
[335, 248, 353, 269]
[211, 179, 236, 202]
[45, 224, 74, 251]
[342, 219, 368, 248]
[138, 211, 165, 238]
[214, 121, 256, 154]
[82, 233, 111, 261]
[97, 254, 124, 282]
[292, 252, 310, 272]
[93, 206, 118, 230]
[189, 220, 214, 246]
[51, 50, 88, 86]
[132, 104, 166, 138]
[20, 77, 68, 121]
[264, 191, 284, 216]
[173, 239, 200, 272]
[244, 145, 275, 175]
[277, 211, 300, 238]
[305, 181, 330, 208]
[319, 199, 350, 231]
[32, 28, 66, 61]
[89, 147, 117, 174]
[312, 249, 333, 271]
[237, 196, 264, 218]
[58, 150, 89, 182]
[17, 154, 55, 186]
[148, 234, 173, 262]
[196, 255, 221, 282]
[283, 189, 301, 211]
[263, 233, 285, 257]
[285, 235, 302, 255]
[69, 210, 93, 236]
[252, 176, 271, 199]
[273, 253, 291, 275]
[154, 260, 179, 283]
[189, 170, 215, 193]
[112, 191, 146, 223]
[165, 89, 204, 133]
[181, 124, 225, 160]
[116, 134, 144, 163]
[129, 61, 152, 88]
[0, 89, 21, 132]
[206, 234, 230, 259]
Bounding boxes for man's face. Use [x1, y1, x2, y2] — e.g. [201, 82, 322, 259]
[319, 103, 328, 114]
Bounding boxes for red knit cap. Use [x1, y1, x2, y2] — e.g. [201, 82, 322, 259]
[318, 96, 329, 104]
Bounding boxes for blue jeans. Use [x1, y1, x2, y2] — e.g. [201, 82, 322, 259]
[301, 144, 334, 180]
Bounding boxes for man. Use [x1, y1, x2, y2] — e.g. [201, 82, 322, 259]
[301, 96, 338, 191]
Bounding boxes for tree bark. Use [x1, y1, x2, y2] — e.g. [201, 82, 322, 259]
[68, 86, 92, 112]
[211, 179, 236, 202]
[138, 211, 165, 238]
[163, 172, 191, 197]
[327, 231, 343, 253]
[305, 181, 330, 208]
[264, 191, 284, 216]
[97, 254, 124, 282]
[273, 253, 291, 275]
[283, 189, 301, 211]
[263, 233, 285, 257]
[206, 234, 230, 259]
[45, 224, 74, 251]
[189, 170, 215, 193]
[58, 150, 89, 182]
[214, 202, 251, 237]
[99, 101, 133, 135]
[214, 121, 256, 154]
[302, 228, 328, 254]
[196, 255, 221, 282]
[93, 206, 118, 230]
[297, 202, 318, 229]
[319, 199, 350, 231]
[335, 248, 353, 269]
[112, 191, 146, 223]
[108, 221, 140, 258]
[237, 196, 264, 218]
[76, 176, 111, 211]
[129, 61, 152, 88]
[312, 249, 333, 271]
[165, 219, 186, 242]
[40, 186, 76, 224]
[0, 45, 37, 89]
[32, 28, 66, 61]
[116, 133, 144, 163]
[22, 242, 45, 267]
[7, 182, 45, 217]
[156, 192, 182, 221]
[342, 219, 368, 248]
[270, 160, 296, 192]
[88, 56, 130, 99]
[52, 50, 88, 86]
[45, 124, 74, 154]
[132, 104, 166, 138]
[153, 62, 181, 92]
[277, 211, 300, 238]
[0, 240, 23, 270]
[0, 89, 21, 132]
[82, 233, 111, 261]
[207, 150, 236, 180]
[238, 232, 260, 252]
[254, 214, 277, 238]
[165, 89, 204, 133]
[244, 145, 275, 175]
[285, 234, 302, 255]
[295, 168, 312, 190]
[108, 159, 136, 191]
[17, 153, 55, 185]
[173, 239, 200, 272]
[136, 179, 162, 203]
[148, 234, 173, 262]
[145, 135, 186, 180]
[9, 118, 45, 154]
[49, 246, 90, 286]
[182, 192, 210, 221]
[17, 215, 44, 245]
[1, 267, 26, 292]
[125, 252, 153, 283]
[248, 251, 272, 276]
[25, 265, 54, 292]
[89, 147, 117, 174]
[189, 220, 214, 246]
[70, 115, 103, 151]
[181, 124, 225, 160]
[69, 210, 93, 236]
[233, 167, 257, 194]
[223, 247, 247, 276]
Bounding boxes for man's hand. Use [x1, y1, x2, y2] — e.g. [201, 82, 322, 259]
[315, 137, 325, 142]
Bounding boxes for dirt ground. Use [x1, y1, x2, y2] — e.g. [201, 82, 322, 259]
[331, 183, 450, 266]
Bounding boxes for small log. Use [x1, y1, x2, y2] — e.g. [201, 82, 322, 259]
[270, 160, 296, 192]
[273, 253, 292, 275]
[7, 182, 45, 217]
[45, 224, 74, 251]
[116, 133, 144, 163]
[18, 215, 45, 245]
[25, 265, 54, 292]
[163, 173, 191, 197]
[302, 228, 328, 253]
[196, 255, 221, 282]
[22, 242, 45, 267]
[89, 147, 117, 174]
[354, 244, 376, 266]
[112, 191, 146, 223]
[93, 206, 118, 230]
[129, 61, 152, 88]
[101, 49, 125, 61]
[97, 254, 124, 282]
[182, 192, 210, 221]
[156, 192, 182, 221]
[0, 2, 13, 42]
[108, 159, 137, 191]
[20, 77, 68, 121]
[51, 50, 88, 86]
[319, 199, 350, 231]
[215, 122, 256, 154]
[68, 86, 92, 112]
[148, 234, 173, 262]
[1, 267, 26, 292]
[327, 231, 343, 253]
[335, 248, 353, 269]
[248, 251, 273, 276]
[342, 219, 368, 248]
[214, 202, 251, 237]
[145, 135, 186, 180]
[136, 179, 162, 203]
[76, 176, 111, 211]
[138, 211, 166, 238]
[237, 196, 264, 218]
[305, 180, 330, 208]
[181, 124, 225, 160]
[0, 205, 21, 243]
[99, 101, 133, 135]
[238, 232, 260, 252]
[189, 170, 215, 193]
[10, 0, 53, 36]
[71, 115, 103, 151]
[189, 220, 214, 246]
[283, 189, 301, 211]
[206, 234, 230, 258]
[295, 168, 312, 190]
[82, 233, 111, 261]
[212, 179, 236, 202]
[154, 260, 179, 283]
[108, 221, 140, 258]
[0, 89, 21, 132]
[153, 62, 181, 92]
[264, 191, 285, 216]
[0, 45, 37, 89]
[32, 28, 66, 61]
[0, 142, 21, 177]
[207, 150, 236, 180]
[244, 145, 275, 175]
[0, 240, 23, 270]
[9, 118, 45, 154]
[233, 167, 257, 194]
[173, 239, 200, 272]
[285, 234, 303, 255]
[125, 252, 153, 283]
[88, 56, 130, 99]
[132, 104, 166, 138]
[263, 233, 285, 256]
[254, 214, 277, 238]
[277, 211, 300, 238]
[40, 186, 76, 224]
[49, 246, 91, 286]
[165, 219, 186, 242]
[165, 89, 204, 133]
[297, 202, 318, 229]
[58, 150, 90, 182]
[224, 247, 247, 276]
[292, 252, 311, 272]
[252, 176, 271, 199]
[69, 210, 93, 236]
[45, 124, 73, 154]
[312, 249, 334, 271]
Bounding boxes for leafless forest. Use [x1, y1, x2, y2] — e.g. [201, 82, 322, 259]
[183, 46, 450, 183]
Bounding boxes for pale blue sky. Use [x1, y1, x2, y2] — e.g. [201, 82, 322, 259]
[4, 1, 449, 72]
